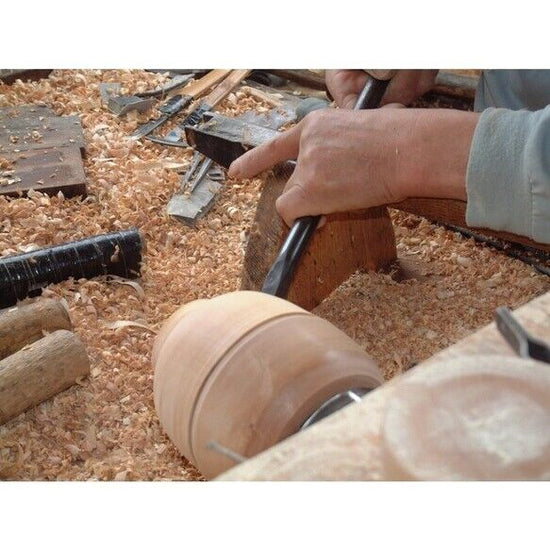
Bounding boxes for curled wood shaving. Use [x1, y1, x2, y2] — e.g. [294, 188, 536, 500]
[103, 320, 157, 334]
[106, 276, 146, 299]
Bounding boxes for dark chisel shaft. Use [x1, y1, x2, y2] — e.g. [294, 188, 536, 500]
[261, 75, 390, 298]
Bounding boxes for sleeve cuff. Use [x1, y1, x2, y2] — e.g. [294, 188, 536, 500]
[466, 106, 550, 244]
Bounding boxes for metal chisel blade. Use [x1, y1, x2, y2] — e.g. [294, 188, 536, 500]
[129, 94, 193, 141]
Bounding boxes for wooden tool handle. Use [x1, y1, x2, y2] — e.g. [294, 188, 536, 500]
[0, 299, 72, 360]
[180, 69, 232, 100]
[0, 329, 90, 425]
[202, 69, 251, 109]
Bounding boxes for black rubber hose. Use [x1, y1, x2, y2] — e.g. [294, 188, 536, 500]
[0, 229, 144, 309]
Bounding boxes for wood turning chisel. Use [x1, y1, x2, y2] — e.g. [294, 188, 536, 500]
[146, 69, 251, 147]
[261, 74, 391, 298]
[129, 69, 231, 140]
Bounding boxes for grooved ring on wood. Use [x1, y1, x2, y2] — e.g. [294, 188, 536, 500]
[152, 291, 383, 478]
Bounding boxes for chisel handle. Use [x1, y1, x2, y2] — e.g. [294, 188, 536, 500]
[261, 75, 390, 298]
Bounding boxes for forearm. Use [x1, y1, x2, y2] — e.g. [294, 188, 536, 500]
[395, 109, 480, 202]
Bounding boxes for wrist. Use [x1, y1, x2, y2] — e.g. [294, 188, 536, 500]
[396, 109, 480, 201]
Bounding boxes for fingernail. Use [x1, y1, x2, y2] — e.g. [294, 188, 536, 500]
[228, 160, 241, 178]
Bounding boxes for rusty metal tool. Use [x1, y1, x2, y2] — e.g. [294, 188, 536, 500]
[146, 69, 251, 147]
[129, 69, 231, 140]
[495, 306, 550, 364]
[261, 74, 391, 298]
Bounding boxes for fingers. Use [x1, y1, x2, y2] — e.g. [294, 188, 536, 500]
[228, 124, 301, 179]
[275, 167, 327, 227]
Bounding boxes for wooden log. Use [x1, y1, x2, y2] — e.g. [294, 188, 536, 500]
[0, 329, 90, 426]
[216, 291, 550, 480]
[242, 163, 397, 310]
[0, 299, 72, 360]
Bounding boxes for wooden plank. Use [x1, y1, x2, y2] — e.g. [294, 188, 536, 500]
[0, 145, 86, 197]
[0, 70, 52, 85]
[394, 198, 550, 252]
[265, 70, 327, 91]
[0, 112, 85, 153]
[0, 105, 87, 197]
[217, 291, 550, 480]
[242, 163, 397, 311]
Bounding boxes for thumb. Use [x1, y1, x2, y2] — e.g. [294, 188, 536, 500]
[228, 124, 301, 179]
[275, 181, 313, 227]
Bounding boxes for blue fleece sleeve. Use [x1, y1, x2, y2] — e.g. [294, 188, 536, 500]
[466, 105, 550, 244]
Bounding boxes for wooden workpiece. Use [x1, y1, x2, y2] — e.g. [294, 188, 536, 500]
[0, 329, 90, 426]
[1, 70, 548, 481]
[217, 291, 550, 480]
[0, 299, 72, 360]
[153, 290, 383, 478]
[243, 163, 397, 310]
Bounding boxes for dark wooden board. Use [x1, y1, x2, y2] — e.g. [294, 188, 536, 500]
[0, 111, 85, 154]
[395, 198, 550, 253]
[0, 146, 86, 197]
[0, 105, 86, 197]
[0, 70, 53, 85]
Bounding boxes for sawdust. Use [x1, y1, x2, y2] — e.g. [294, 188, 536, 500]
[0, 70, 548, 480]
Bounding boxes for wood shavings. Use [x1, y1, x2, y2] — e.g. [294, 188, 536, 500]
[0, 70, 547, 483]
[103, 320, 157, 334]
[106, 277, 146, 299]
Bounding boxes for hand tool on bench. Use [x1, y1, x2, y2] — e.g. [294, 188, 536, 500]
[495, 306, 550, 364]
[261, 74, 391, 298]
[129, 69, 231, 140]
[146, 69, 251, 147]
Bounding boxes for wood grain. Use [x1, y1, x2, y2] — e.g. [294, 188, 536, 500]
[180, 69, 232, 100]
[0, 105, 87, 197]
[394, 197, 550, 252]
[242, 163, 397, 310]
[0, 299, 72, 360]
[0, 329, 90, 426]
[216, 291, 550, 480]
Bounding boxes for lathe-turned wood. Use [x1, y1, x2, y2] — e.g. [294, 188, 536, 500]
[0, 299, 72, 360]
[380, 356, 550, 480]
[216, 291, 550, 481]
[152, 290, 383, 479]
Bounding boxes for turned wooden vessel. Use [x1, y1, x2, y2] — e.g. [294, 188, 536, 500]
[218, 354, 550, 481]
[152, 290, 383, 478]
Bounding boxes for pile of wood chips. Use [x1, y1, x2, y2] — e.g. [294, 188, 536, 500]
[0, 70, 547, 480]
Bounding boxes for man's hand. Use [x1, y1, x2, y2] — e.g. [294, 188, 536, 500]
[326, 70, 439, 109]
[228, 107, 479, 227]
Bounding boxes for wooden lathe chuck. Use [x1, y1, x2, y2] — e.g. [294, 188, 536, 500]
[152, 290, 383, 478]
